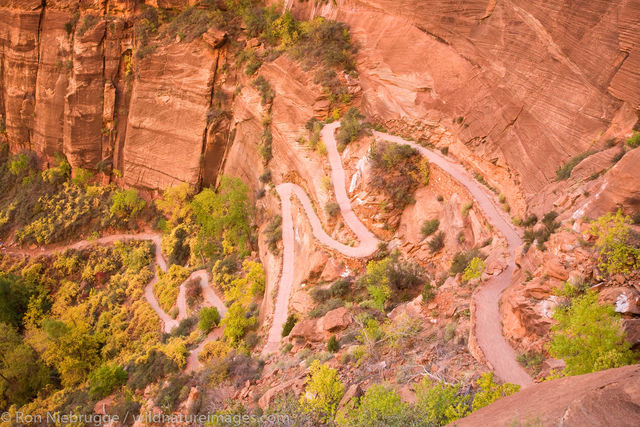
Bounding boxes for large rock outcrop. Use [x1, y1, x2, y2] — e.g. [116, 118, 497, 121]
[456, 364, 640, 426]
[285, 0, 640, 210]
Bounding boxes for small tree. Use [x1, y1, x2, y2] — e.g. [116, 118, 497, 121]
[471, 372, 520, 410]
[222, 302, 256, 346]
[198, 307, 221, 332]
[299, 360, 345, 423]
[282, 314, 297, 337]
[89, 363, 128, 399]
[413, 378, 470, 424]
[337, 384, 410, 426]
[327, 335, 339, 353]
[462, 257, 485, 282]
[110, 188, 146, 220]
[421, 219, 440, 237]
[549, 291, 637, 375]
[589, 210, 640, 275]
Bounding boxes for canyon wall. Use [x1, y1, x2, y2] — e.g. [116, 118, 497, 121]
[1, 0, 638, 205]
[284, 0, 640, 209]
[0, 0, 231, 190]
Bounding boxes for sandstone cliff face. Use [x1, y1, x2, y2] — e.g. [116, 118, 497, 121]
[285, 0, 640, 209]
[0, 0, 233, 189]
[457, 364, 640, 426]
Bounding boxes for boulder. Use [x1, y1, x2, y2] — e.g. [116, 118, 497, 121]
[456, 365, 640, 426]
[388, 294, 423, 321]
[288, 319, 322, 342]
[599, 287, 640, 315]
[622, 319, 640, 346]
[258, 377, 304, 410]
[319, 307, 352, 333]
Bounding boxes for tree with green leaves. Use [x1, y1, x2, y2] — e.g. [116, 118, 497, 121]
[222, 302, 256, 346]
[337, 384, 411, 426]
[88, 363, 128, 399]
[191, 176, 252, 259]
[471, 372, 520, 410]
[549, 291, 637, 375]
[0, 323, 50, 409]
[299, 360, 345, 423]
[589, 210, 640, 275]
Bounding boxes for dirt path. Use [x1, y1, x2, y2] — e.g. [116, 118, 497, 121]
[262, 123, 532, 387]
[2, 232, 226, 372]
[372, 131, 533, 388]
[262, 122, 380, 354]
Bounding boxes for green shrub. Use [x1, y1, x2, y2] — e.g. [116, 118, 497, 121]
[264, 215, 282, 254]
[336, 108, 363, 145]
[338, 384, 410, 426]
[549, 291, 637, 375]
[360, 251, 425, 309]
[222, 302, 257, 346]
[626, 131, 640, 148]
[299, 360, 345, 423]
[450, 248, 481, 275]
[110, 188, 146, 220]
[282, 314, 298, 337]
[471, 372, 520, 411]
[589, 210, 640, 275]
[462, 257, 485, 282]
[421, 219, 440, 237]
[252, 75, 275, 105]
[327, 335, 339, 353]
[421, 281, 435, 303]
[368, 140, 429, 211]
[88, 363, 127, 399]
[428, 231, 445, 253]
[199, 307, 221, 332]
[555, 151, 595, 180]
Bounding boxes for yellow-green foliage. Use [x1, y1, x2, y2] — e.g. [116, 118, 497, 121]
[110, 188, 146, 220]
[222, 302, 257, 347]
[199, 340, 232, 363]
[549, 291, 637, 376]
[299, 360, 345, 423]
[16, 183, 112, 244]
[154, 264, 189, 313]
[471, 372, 520, 411]
[589, 210, 640, 275]
[462, 257, 485, 282]
[161, 337, 188, 369]
[217, 259, 265, 305]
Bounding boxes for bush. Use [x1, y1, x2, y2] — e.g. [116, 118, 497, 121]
[126, 349, 178, 390]
[88, 363, 127, 399]
[421, 219, 440, 237]
[282, 314, 298, 337]
[428, 231, 445, 253]
[252, 75, 275, 105]
[421, 281, 435, 303]
[264, 215, 282, 254]
[199, 340, 231, 363]
[299, 360, 345, 423]
[589, 210, 640, 275]
[461, 257, 485, 282]
[471, 372, 520, 411]
[549, 291, 637, 375]
[325, 202, 340, 218]
[338, 384, 410, 426]
[327, 335, 339, 353]
[110, 188, 146, 220]
[555, 151, 595, 180]
[361, 251, 424, 310]
[222, 302, 257, 346]
[199, 307, 221, 332]
[450, 248, 481, 275]
[336, 108, 363, 145]
[626, 131, 640, 148]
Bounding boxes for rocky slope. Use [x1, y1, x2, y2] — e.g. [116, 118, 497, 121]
[283, 0, 640, 215]
[456, 364, 640, 426]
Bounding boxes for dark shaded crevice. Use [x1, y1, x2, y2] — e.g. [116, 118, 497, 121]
[199, 49, 222, 190]
[414, 24, 450, 46]
[29, 0, 47, 150]
[500, 105, 525, 135]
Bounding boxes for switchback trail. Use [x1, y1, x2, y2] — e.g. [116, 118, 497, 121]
[263, 123, 533, 387]
[2, 232, 226, 372]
